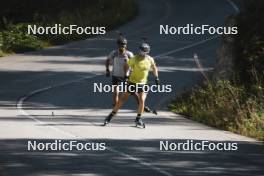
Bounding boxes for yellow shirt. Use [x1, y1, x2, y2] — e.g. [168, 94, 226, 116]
[128, 55, 155, 84]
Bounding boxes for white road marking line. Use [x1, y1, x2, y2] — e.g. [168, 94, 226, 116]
[15, 2, 241, 175]
[16, 74, 173, 176]
[16, 35, 218, 175]
[152, 0, 239, 109]
[18, 99, 173, 176]
[15, 25, 222, 176]
[226, 0, 240, 13]
[154, 35, 219, 58]
[108, 148, 173, 176]
[17, 75, 98, 116]
[16, 30, 220, 176]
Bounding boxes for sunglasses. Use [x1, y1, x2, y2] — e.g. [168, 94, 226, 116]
[119, 44, 127, 48]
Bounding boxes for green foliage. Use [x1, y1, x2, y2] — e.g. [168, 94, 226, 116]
[234, 0, 264, 85]
[0, 0, 137, 54]
[1, 24, 42, 52]
[0, 33, 3, 56]
[170, 80, 264, 140]
[34, 0, 137, 44]
[170, 0, 264, 141]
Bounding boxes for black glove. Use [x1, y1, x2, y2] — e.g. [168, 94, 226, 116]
[106, 69, 110, 77]
[124, 75, 129, 82]
[155, 77, 160, 85]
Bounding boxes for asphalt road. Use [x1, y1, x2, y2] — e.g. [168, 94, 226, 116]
[0, 0, 263, 176]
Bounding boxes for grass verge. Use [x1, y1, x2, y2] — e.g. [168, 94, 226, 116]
[0, 0, 137, 55]
[169, 80, 264, 140]
[170, 0, 264, 141]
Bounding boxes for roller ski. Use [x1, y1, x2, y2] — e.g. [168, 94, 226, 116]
[103, 111, 115, 126]
[135, 117, 145, 128]
[144, 106, 158, 115]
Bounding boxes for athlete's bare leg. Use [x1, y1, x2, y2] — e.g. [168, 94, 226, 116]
[104, 92, 130, 125]
[113, 92, 130, 113]
[137, 92, 147, 115]
[113, 86, 119, 106]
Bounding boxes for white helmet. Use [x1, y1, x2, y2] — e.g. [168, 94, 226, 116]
[139, 42, 150, 54]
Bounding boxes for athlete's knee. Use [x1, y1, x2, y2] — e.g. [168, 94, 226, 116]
[138, 99, 145, 107]
[138, 93, 145, 102]
[138, 98, 143, 104]
[121, 93, 129, 101]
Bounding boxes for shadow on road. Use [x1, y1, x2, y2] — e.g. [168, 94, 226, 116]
[0, 138, 263, 176]
[0, 67, 204, 111]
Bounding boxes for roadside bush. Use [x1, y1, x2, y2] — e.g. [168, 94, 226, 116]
[170, 0, 264, 141]
[1, 24, 42, 53]
[0, 32, 4, 56]
[234, 0, 264, 85]
[0, 0, 137, 54]
[170, 80, 264, 140]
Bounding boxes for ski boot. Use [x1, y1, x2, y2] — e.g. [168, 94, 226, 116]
[144, 106, 158, 115]
[135, 117, 145, 128]
[103, 112, 115, 126]
[144, 106, 151, 113]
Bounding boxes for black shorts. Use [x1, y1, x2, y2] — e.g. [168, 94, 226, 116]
[112, 76, 124, 85]
[127, 82, 148, 94]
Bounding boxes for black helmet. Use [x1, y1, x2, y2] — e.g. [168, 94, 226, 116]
[139, 42, 150, 53]
[117, 37, 127, 46]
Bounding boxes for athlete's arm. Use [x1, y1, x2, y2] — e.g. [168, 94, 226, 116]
[151, 62, 159, 78]
[124, 62, 130, 77]
[106, 51, 115, 77]
[151, 60, 160, 85]
[105, 58, 110, 69]
[105, 58, 111, 77]
[125, 56, 134, 77]
[125, 51, 134, 77]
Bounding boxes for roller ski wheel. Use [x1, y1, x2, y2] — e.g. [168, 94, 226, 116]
[135, 118, 146, 128]
[152, 110, 158, 115]
[144, 106, 158, 115]
[103, 115, 112, 126]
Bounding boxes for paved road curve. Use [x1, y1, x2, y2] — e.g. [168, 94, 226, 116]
[0, 0, 263, 176]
